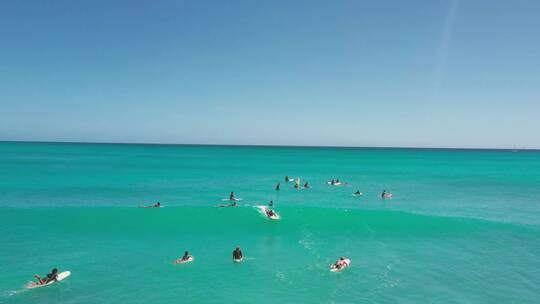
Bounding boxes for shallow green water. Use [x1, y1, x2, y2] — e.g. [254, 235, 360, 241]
[1, 142, 539, 303]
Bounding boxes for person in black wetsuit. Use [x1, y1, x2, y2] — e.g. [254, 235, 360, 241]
[275, 183, 280, 191]
[268, 200, 273, 207]
[232, 247, 243, 260]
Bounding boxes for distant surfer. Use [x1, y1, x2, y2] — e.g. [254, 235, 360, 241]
[174, 251, 194, 264]
[34, 268, 58, 285]
[181, 251, 192, 261]
[304, 182, 310, 189]
[140, 202, 161, 208]
[330, 179, 335, 185]
[268, 200, 273, 207]
[332, 257, 349, 270]
[285, 176, 290, 182]
[229, 192, 236, 200]
[354, 190, 362, 196]
[233, 247, 243, 260]
[275, 183, 280, 191]
[381, 190, 392, 199]
[266, 209, 277, 218]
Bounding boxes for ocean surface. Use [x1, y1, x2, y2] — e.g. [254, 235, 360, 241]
[1, 142, 539, 303]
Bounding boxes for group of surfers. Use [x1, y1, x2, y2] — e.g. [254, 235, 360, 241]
[139, 177, 393, 209]
[174, 247, 244, 264]
[173, 248, 349, 271]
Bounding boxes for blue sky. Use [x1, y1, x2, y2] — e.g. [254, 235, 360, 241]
[1, 0, 539, 148]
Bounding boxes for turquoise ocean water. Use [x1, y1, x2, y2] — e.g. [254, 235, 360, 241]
[1, 142, 539, 303]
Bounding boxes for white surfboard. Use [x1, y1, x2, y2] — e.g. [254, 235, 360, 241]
[233, 258, 243, 263]
[222, 198, 243, 201]
[26, 271, 71, 289]
[330, 259, 351, 272]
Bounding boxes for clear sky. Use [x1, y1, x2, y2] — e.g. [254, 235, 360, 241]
[1, 0, 539, 149]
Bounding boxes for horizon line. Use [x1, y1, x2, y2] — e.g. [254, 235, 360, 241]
[1, 140, 537, 152]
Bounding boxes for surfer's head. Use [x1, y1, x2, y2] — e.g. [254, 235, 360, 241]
[52, 268, 58, 274]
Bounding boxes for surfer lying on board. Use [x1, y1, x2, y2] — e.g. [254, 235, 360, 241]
[266, 209, 277, 217]
[354, 190, 362, 195]
[233, 247, 243, 260]
[34, 268, 58, 285]
[140, 202, 161, 208]
[333, 257, 347, 270]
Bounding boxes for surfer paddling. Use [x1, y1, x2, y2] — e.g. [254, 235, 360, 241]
[330, 257, 350, 272]
[140, 202, 161, 208]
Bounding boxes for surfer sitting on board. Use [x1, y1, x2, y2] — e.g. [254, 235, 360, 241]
[34, 268, 58, 285]
[285, 176, 290, 182]
[181, 251, 192, 261]
[275, 183, 280, 191]
[233, 247, 243, 260]
[229, 192, 236, 200]
[304, 182, 310, 188]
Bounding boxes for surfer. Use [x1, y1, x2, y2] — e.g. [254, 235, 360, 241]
[275, 183, 280, 191]
[333, 257, 347, 270]
[336, 179, 340, 184]
[285, 176, 290, 182]
[34, 268, 58, 285]
[181, 251, 192, 261]
[330, 179, 335, 185]
[233, 247, 243, 260]
[140, 202, 161, 208]
[304, 182, 310, 188]
[266, 209, 276, 217]
[229, 192, 235, 200]
[354, 190, 362, 195]
[268, 200, 273, 207]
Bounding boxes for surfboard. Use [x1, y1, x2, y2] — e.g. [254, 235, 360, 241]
[26, 271, 71, 289]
